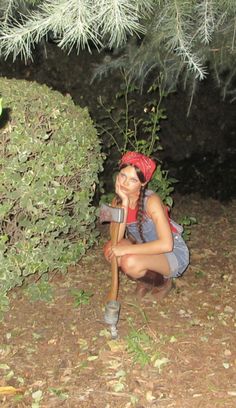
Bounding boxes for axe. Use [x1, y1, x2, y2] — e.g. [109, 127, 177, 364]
[100, 203, 124, 338]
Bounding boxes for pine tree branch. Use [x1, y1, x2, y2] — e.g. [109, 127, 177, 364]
[0, 0, 150, 60]
[56, 0, 102, 53]
[96, 0, 147, 48]
[166, 0, 207, 80]
[0, 0, 235, 97]
[231, 16, 236, 50]
[0, 0, 17, 25]
[195, 0, 216, 44]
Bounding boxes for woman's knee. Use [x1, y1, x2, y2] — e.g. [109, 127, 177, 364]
[120, 254, 145, 278]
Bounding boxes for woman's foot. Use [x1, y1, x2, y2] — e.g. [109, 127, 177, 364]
[134, 270, 167, 299]
[134, 281, 153, 298]
[148, 278, 173, 301]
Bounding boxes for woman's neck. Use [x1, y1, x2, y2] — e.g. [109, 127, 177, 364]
[128, 195, 139, 209]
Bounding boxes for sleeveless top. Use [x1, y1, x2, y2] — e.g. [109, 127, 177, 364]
[126, 190, 183, 243]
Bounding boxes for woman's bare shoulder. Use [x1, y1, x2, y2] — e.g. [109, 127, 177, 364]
[146, 192, 162, 205]
[146, 192, 165, 215]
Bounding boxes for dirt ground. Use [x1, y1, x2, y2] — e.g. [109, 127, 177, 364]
[0, 193, 235, 408]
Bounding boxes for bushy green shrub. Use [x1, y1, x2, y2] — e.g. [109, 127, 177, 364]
[0, 78, 103, 314]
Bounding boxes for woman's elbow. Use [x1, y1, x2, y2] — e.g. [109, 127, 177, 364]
[163, 239, 173, 253]
[166, 243, 173, 252]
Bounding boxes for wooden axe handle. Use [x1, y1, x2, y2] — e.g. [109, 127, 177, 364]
[107, 221, 120, 301]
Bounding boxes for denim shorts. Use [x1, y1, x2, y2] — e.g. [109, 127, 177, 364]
[165, 233, 189, 278]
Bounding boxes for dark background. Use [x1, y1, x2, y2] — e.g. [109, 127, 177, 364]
[1, 42, 235, 201]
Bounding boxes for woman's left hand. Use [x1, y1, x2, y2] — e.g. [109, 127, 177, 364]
[115, 175, 129, 205]
[104, 241, 128, 260]
[111, 244, 127, 257]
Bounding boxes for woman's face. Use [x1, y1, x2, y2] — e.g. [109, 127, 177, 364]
[117, 165, 145, 196]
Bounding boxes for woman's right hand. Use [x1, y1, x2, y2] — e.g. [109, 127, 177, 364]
[115, 175, 129, 205]
[103, 240, 113, 262]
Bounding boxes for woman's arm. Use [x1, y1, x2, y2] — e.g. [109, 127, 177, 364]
[111, 194, 173, 257]
[110, 176, 129, 242]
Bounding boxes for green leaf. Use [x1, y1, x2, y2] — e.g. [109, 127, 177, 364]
[70, 289, 93, 307]
[87, 355, 98, 361]
[153, 357, 170, 372]
[32, 389, 43, 401]
[48, 387, 69, 400]
[0, 363, 10, 370]
[113, 382, 125, 392]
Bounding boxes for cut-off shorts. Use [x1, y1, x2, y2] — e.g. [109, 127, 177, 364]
[165, 233, 189, 278]
[126, 215, 189, 279]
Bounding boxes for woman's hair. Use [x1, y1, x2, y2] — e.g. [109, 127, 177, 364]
[117, 163, 147, 242]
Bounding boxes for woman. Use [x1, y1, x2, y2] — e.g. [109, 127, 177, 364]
[103, 151, 189, 300]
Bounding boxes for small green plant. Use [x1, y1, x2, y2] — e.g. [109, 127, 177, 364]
[97, 71, 175, 206]
[126, 327, 152, 367]
[178, 215, 197, 241]
[148, 166, 177, 207]
[25, 277, 54, 302]
[125, 318, 171, 371]
[48, 387, 69, 401]
[97, 69, 166, 156]
[125, 318, 153, 367]
[195, 269, 205, 278]
[70, 289, 93, 307]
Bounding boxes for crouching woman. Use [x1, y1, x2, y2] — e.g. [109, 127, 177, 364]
[103, 151, 189, 300]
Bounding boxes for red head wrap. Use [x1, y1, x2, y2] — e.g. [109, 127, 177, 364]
[120, 151, 156, 182]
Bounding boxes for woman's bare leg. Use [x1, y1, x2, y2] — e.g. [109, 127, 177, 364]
[120, 253, 171, 279]
[103, 239, 172, 300]
[120, 253, 172, 300]
[104, 239, 171, 279]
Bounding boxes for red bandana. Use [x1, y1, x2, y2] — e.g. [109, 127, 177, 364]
[120, 151, 156, 182]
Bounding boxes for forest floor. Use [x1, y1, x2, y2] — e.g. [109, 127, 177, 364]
[0, 193, 235, 408]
